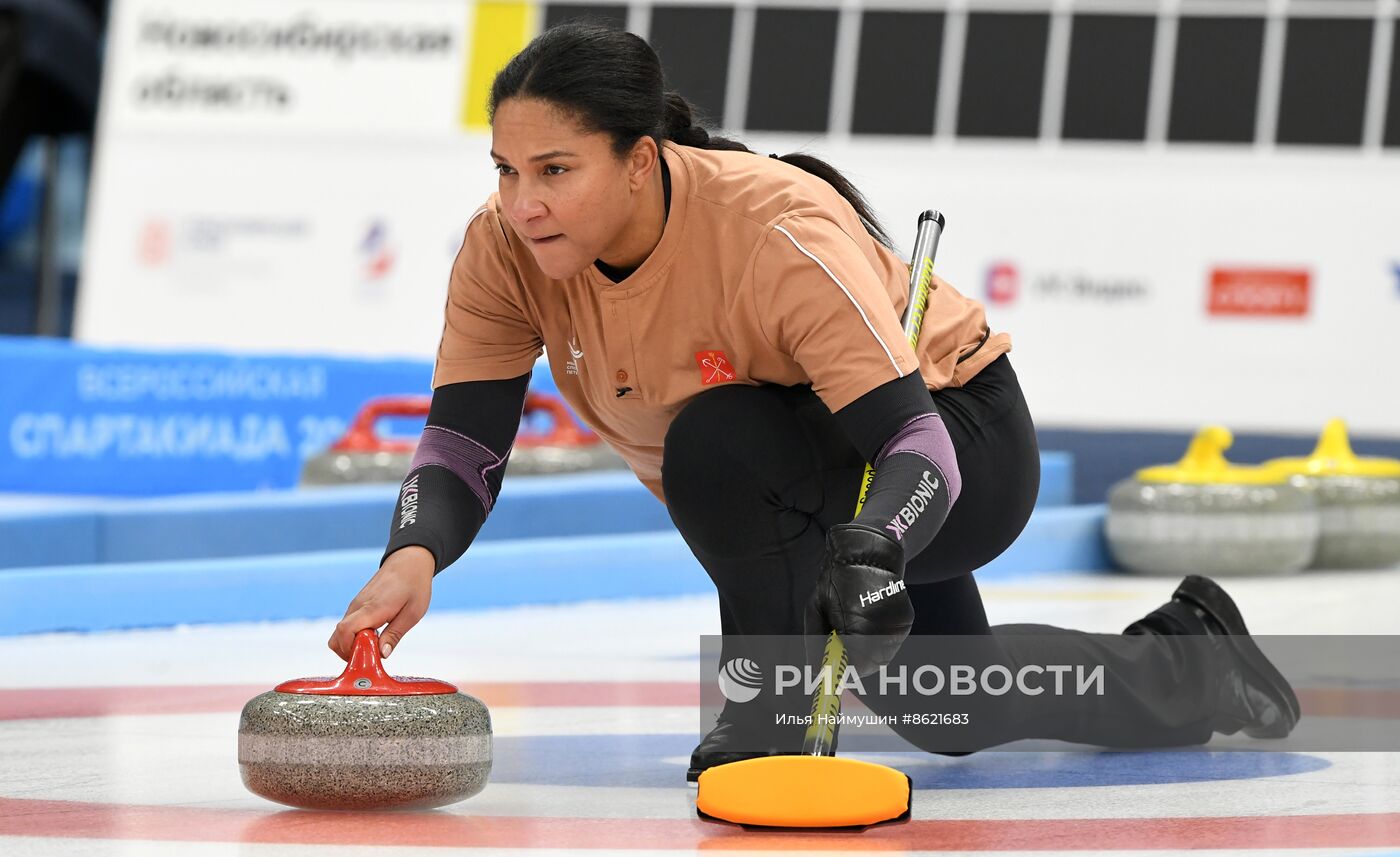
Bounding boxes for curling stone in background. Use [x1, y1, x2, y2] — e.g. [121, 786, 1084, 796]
[299, 392, 626, 486]
[239, 629, 491, 810]
[299, 396, 427, 487]
[1105, 425, 1318, 576]
[506, 392, 628, 475]
[1263, 419, 1400, 569]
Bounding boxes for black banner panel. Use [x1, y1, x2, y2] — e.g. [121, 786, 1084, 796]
[746, 8, 840, 132]
[1277, 17, 1373, 147]
[958, 13, 1051, 139]
[650, 5, 735, 129]
[1389, 15, 1400, 147]
[1062, 15, 1156, 142]
[852, 11, 944, 136]
[1168, 17, 1264, 143]
[542, 4, 628, 31]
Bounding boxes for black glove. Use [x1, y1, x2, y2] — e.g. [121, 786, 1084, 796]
[803, 522, 914, 678]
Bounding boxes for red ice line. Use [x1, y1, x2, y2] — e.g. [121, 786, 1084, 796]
[1, 796, 1399, 850]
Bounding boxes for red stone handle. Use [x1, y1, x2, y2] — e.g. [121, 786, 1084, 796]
[331, 396, 432, 454]
[516, 392, 600, 448]
[275, 629, 458, 696]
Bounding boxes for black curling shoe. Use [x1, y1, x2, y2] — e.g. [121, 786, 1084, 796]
[686, 718, 783, 784]
[686, 706, 827, 784]
[1171, 574, 1301, 739]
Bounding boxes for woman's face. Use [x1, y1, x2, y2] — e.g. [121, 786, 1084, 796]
[491, 98, 653, 279]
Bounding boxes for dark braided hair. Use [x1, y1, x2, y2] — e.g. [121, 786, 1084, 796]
[488, 22, 893, 249]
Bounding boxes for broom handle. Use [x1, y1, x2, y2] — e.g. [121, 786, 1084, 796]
[802, 209, 945, 756]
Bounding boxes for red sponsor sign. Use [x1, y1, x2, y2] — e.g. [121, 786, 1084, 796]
[1207, 268, 1311, 317]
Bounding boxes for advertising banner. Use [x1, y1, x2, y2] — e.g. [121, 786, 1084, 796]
[99, 0, 469, 137]
[768, 137, 1400, 438]
[0, 337, 431, 495]
[78, 0, 491, 361]
[77, 1, 1400, 437]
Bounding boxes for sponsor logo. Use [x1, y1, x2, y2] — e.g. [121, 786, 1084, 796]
[130, 17, 455, 114]
[138, 17, 455, 61]
[859, 578, 907, 608]
[137, 219, 172, 267]
[360, 220, 396, 281]
[695, 350, 736, 385]
[985, 262, 1150, 305]
[717, 657, 763, 703]
[772, 661, 1103, 698]
[886, 470, 941, 541]
[134, 71, 290, 112]
[1036, 272, 1150, 302]
[10, 412, 295, 461]
[985, 261, 1019, 305]
[397, 473, 420, 529]
[133, 215, 309, 281]
[1207, 267, 1310, 317]
[179, 217, 308, 249]
[566, 338, 583, 376]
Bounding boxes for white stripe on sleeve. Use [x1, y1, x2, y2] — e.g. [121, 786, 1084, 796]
[772, 223, 901, 374]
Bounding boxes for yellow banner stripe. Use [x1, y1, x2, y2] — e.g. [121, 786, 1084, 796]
[462, 2, 538, 130]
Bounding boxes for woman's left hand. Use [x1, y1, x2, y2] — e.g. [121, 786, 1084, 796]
[803, 522, 914, 677]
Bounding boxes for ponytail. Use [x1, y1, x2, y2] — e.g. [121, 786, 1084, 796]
[492, 22, 893, 249]
[660, 92, 893, 249]
[660, 92, 747, 152]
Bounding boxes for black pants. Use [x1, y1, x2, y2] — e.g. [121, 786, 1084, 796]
[662, 356, 1220, 752]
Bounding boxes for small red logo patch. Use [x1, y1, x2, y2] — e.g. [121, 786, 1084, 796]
[695, 350, 736, 385]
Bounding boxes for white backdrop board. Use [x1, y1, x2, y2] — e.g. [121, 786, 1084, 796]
[78, 0, 480, 359]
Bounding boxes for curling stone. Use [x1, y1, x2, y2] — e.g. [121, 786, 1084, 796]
[1106, 425, 1318, 576]
[238, 629, 491, 810]
[299, 392, 625, 486]
[1264, 419, 1400, 569]
[299, 396, 426, 487]
[505, 393, 628, 475]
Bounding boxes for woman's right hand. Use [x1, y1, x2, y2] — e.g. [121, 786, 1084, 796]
[328, 545, 436, 661]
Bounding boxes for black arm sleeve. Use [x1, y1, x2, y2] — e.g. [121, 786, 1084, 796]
[381, 373, 530, 574]
[834, 372, 936, 463]
[833, 372, 960, 561]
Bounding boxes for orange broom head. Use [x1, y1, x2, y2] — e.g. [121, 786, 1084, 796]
[695, 755, 911, 829]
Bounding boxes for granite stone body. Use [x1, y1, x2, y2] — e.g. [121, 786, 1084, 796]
[1106, 479, 1319, 576]
[1288, 474, 1400, 569]
[299, 450, 415, 486]
[238, 690, 492, 810]
[299, 445, 628, 485]
[507, 443, 629, 475]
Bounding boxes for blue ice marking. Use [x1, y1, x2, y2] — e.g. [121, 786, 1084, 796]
[486, 734, 1331, 789]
